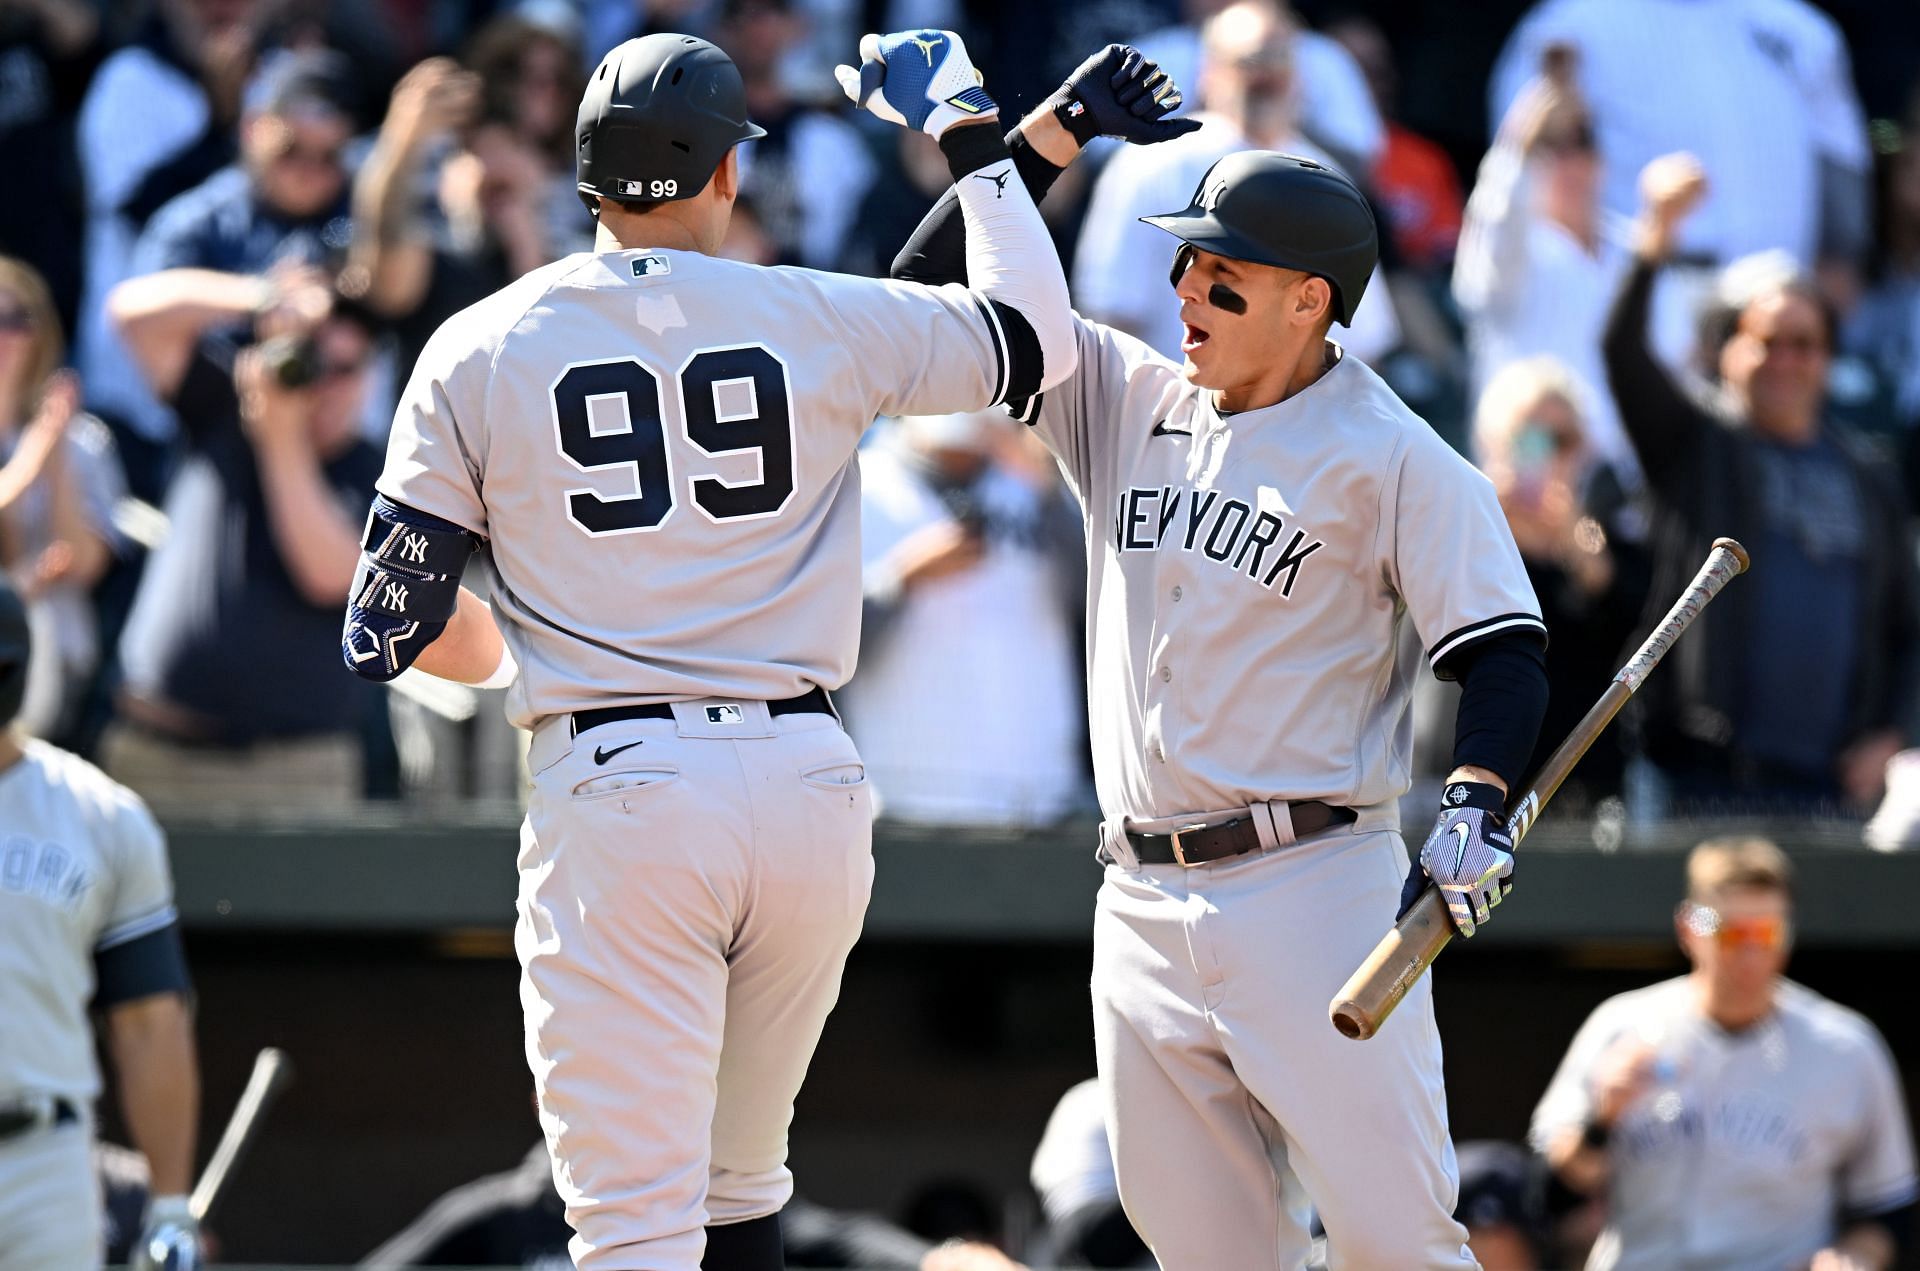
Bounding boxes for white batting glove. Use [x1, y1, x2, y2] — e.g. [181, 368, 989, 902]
[834, 30, 998, 140]
[1408, 781, 1515, 938]
[130, 1194, 201, 1271]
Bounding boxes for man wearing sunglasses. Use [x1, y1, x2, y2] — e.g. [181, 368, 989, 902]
[102, 265, 381, 813]
[1531, 837, 1915, 1270]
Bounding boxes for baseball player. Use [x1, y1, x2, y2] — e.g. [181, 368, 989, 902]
[1532, 837, 1915, 1270]
[895, 110, 1552, 1268]
[0, 577, 201, 1270]
[338, 29, 1101, 1271]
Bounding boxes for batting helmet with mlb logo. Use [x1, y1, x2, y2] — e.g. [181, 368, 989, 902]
[575, 34, 768, 213]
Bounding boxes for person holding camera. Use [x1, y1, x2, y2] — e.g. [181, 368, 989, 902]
[101, 263, 381, 813]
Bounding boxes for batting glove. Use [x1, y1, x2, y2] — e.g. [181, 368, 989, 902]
[130, 1195, 202, 1271]
[1046, 44, 1201, 147]
[1400, 780, 1515, 938]
[834, 30, 998, 140]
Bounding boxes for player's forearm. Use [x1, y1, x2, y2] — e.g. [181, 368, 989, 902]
[943, 124, 1077, 393]
[412, 586, 507, 683]
[1828, 1221, 1897, 1271]
[252, 435, 363, 606]
[891, 114, 1076, 287]
[1544, 1125, 1610, 1195]
[108, 993, 199, 1197]
[1450, 636, 1549, 793]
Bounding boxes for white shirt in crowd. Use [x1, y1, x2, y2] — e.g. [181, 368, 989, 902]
[1073, 118, 1400, 367]
[1452, 140, 1638, 478]
[1131, 22, 1385, 171]
[74, 44, 211, 442]
[1531, 976, 1917, 1271]
[843, 424, 1085, 827]
[1489, 0, 1869, 269]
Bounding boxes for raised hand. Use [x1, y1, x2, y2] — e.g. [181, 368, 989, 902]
[834, 30, 998, 140]
[1636, 152, 1708, 258]
[1046, 44, 1200, 147]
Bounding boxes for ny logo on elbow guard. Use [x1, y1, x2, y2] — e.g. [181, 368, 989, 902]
[383, 582, 409, 613]
[401, 533, 430, 564]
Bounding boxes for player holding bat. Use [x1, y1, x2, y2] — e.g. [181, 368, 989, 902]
[0, 578, 200, 1269]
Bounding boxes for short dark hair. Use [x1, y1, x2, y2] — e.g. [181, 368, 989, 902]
[1687, 837, 1794, 902]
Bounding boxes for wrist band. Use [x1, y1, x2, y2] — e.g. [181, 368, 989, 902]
[477, 643, 517, 690]
[1050, 89, 1098, 146]
[148, 1194, 193, 1222]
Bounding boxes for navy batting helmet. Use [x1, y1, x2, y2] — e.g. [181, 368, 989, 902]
[1141, 150, 1378, 325]
[575, 34, 767, 214]
[0, 577, 26, 728]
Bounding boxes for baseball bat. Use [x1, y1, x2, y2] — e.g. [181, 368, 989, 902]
[189, 1047, 293, 1223]
[1328, 537, 1751, 1041]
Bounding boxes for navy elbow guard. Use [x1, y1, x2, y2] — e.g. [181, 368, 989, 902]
[341, 496, 477, 681]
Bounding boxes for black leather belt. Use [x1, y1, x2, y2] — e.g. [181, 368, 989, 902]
[1127, 801, 1356, 866]
[572, 686, 835, 738]
[0, 1097, 78, 1141]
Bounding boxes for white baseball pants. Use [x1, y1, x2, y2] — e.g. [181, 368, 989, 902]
[1093, 824, 1478, 1270]
[518, 701, 873, 1270]
[0, 1114, 100, 1270]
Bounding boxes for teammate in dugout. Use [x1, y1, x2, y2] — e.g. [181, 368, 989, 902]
[336, 28, 1194, 1271]
[0, 578, 201, 1271]
[895, 79, 1553, 1271]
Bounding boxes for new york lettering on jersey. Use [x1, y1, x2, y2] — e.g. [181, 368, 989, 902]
[1111, 481, 1324, 595]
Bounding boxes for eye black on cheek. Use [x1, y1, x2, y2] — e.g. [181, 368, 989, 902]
[1208, 283, 1248, 315]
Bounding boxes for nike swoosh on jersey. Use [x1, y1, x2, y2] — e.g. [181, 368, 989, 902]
[1451, 821, 1472, 875]
[1150, 419, 1191, 437]
[593, 740, 647, 764]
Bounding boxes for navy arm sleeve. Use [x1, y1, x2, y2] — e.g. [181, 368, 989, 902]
[341, 494, 480, 682]
[94, 923, 191, 1008]
[1450, 631, 1550, 792]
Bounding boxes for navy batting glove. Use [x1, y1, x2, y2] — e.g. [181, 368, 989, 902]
[1399, 780, 1516, 938]
[1047, 44, 1200, 147]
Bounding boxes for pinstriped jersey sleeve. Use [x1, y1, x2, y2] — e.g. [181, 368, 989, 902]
[1381, 422, 1546, 681]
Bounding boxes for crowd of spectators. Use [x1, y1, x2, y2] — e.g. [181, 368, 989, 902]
[4, 0, 1920, 837]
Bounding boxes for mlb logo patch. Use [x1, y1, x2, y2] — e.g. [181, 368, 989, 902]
[616, 179, 646, 196]
[705, 704, 745, 725]
[632, 254, 671, 278]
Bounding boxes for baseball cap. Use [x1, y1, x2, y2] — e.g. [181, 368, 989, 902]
[245, 49, 356, 122]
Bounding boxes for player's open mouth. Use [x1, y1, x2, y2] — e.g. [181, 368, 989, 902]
[1181, 323, 1210, 354]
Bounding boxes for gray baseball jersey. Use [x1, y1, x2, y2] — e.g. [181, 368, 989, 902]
[1024, 319, 1545, 822]
[0, 739, 175, 1101]
[380, 248, 1017, 729]
[1531, 976, 1918, 1270]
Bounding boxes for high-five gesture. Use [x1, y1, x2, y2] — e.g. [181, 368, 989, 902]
[835, 30, 998, 139]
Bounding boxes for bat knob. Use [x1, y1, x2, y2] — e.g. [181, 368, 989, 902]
[1329, 1002, 1372, 1041]
[1710, 537, 1750, 573]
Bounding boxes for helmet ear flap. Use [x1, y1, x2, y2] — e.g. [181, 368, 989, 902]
[1168, 242, 1196, 289]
